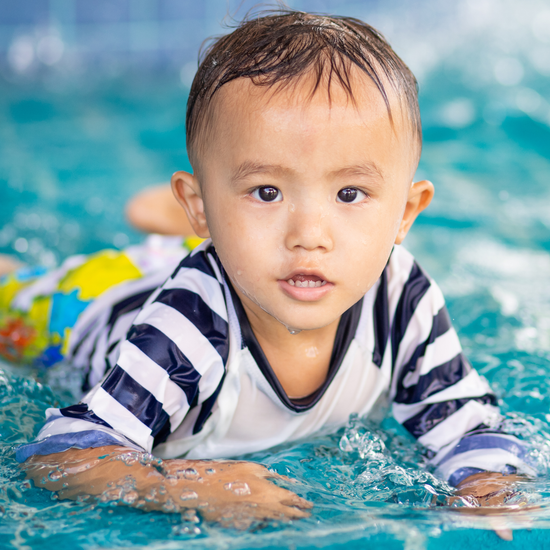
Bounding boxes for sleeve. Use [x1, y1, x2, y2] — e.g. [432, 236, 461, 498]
[16, 247, 229, 463]
[389, 257, 535, 486]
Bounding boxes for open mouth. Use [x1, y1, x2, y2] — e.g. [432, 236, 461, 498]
[286, 274, 328, 288]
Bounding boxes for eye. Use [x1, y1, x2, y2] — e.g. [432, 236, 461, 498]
[251, 186, 282, 203]
[336, 188, 367, 204]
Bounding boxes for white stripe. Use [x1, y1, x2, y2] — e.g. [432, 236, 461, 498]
[38, 412, 142, 450]
[392, 284, 446, 387]
[117, 340, 189, 420]
[134, 302, 225, 398]
[418, 400, 499, 451]
[402, 328, 462, 388]
[67, 268, 171, 357]
[164, 267, 228, 322]
[355, 278, 379, 352]
[435, 448, 536, 481]
[85, 387, 154, 452]
[108, 310, 140, 348]
[207, 252, 225, 285]
[392, 369, 493, 423]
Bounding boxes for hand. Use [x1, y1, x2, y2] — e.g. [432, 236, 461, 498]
[22, 447, 312, 527]
[161, 459, 312, 526]
[452, 472, 531, 541]
[455, 472, 523, 507]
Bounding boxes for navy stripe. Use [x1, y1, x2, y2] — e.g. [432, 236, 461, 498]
[155, 288, 229, 363]
[128, 323, 201, 407]
[193, 373, 226, 434]
[107, 288, 155, 331]
[394, 353, 471, 404]
[391, 262, 431, 371]
[59, 403, 113, 429]
[101, 365, 169, 437]
[402, 394, 498, 439]
[438, 434, 527, 465]
[372, 268, 389, 367]
[448, 467, 485, 487]
[15, 430, 131, 463]
[173, 248, 220, 281]
[395, 306, 452, 388]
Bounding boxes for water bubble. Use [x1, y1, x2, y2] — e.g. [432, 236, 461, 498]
[224, 482, 251, 496]
[288, 328, 302, 335]
[177, 467, 199, 480]
[205, 468, 216, 475]
[181, 508, 200, 523]
[47, 470, 63, 482]
[122, 490, 139, 504]
[162, 499, 177, 512]
[179, 490, 198, 501]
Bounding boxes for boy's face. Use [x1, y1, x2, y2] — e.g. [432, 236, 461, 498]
[174, 75, 433, 333]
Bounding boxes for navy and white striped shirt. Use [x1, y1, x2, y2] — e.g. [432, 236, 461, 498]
[17, 240, 533, 486]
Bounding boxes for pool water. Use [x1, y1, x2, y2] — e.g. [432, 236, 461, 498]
[1, 1, 550, 548]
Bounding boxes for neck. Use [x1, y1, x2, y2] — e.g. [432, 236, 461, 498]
[235, 289, 340, 399]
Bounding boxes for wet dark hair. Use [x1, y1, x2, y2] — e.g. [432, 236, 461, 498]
[186, 9, 421, 165]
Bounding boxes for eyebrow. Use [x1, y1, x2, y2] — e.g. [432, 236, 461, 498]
[328, 163, 384, 181]
[230, 160, 384, 184]
[231, 161, 294, 184]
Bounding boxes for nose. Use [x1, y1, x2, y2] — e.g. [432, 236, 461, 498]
[284, 201, 334, 252]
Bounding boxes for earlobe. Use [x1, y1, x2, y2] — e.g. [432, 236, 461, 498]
[171, 171, 211, 238]
[395, 180, 434, 244]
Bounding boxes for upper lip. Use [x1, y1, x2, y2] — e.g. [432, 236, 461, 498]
[281, 269, 331, 283]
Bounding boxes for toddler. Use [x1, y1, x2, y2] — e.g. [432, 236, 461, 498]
[1, 10, 531, 522]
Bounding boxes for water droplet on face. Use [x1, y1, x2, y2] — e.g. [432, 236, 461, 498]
[205, 468, 216, 475]
[288, 328, 302, 335]
[224, 481, 251, 496]
[180, 490, 198, 501]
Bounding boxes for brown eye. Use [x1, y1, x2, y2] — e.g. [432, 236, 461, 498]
[252, 186, 282, 202]
[337, 188, 358, 203]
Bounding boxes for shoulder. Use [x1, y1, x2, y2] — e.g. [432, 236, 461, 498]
[383, 245, 444, 315]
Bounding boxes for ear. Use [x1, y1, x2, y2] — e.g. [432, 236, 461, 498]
[395, 180, 434, 244]
[171, 171, 211, 238]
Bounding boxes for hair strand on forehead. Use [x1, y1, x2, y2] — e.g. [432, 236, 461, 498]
[186, 9, 421, 166]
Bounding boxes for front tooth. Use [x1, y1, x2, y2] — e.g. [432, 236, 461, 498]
[296, 280, 305, 288]
[307, 280, 314, 288]
[288, 279, 295, 286]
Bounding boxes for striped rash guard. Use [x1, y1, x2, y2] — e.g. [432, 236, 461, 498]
[16, 240, 532, 486]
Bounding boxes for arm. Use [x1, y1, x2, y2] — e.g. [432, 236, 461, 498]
[388, 259, 534, 503]
[22, 446, 311, 522]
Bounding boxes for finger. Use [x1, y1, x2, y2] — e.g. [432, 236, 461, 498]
[489, 518, 513, 541]
[280, 495, 313, 510]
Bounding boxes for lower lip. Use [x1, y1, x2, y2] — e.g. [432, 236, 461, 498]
[278, 279, 334, 301]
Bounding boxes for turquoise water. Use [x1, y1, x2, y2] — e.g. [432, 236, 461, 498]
[2, 1, 550, 548]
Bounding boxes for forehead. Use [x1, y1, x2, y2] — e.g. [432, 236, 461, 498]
[196, 70, 416, 177]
